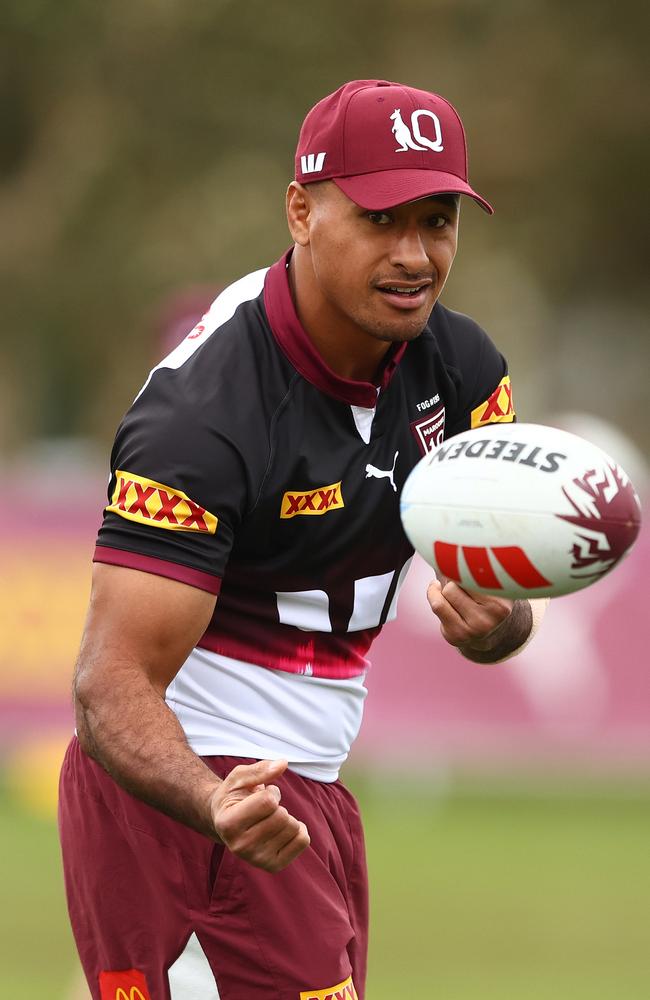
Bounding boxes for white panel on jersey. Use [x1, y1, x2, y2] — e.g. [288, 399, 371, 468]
[350, 403, 376, 444]
[167, 648, 368, 782]
[385, 556, 414, 622]
[347, 571, 395, 631]
[168, 931, 221, 999]
[135, 267, 269, 401]
[276, 588, 332, 632]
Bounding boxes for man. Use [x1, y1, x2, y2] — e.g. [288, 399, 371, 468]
[59, 80, 543, 1000]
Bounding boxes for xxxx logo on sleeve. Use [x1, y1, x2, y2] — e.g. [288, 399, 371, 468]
[99, 968, 152, 1000]
[470, 375, 515, 429]
[280, 482, 344, 519]
[106, 471, 218, 534]
[300, 974, 359, 1000]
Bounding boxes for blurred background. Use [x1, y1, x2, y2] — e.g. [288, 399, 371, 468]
[1, 1, 649, 997]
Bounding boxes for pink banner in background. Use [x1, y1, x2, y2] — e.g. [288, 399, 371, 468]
[1, 463, 647, 770]
[358, 525, 649, 770]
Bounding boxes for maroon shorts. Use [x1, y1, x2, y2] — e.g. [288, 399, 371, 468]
[58, 737, 367, 1000]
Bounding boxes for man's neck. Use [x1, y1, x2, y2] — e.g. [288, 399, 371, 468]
[288, 248, 390, 384]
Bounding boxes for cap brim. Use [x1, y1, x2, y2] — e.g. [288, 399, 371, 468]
[333, 169, 493, 215]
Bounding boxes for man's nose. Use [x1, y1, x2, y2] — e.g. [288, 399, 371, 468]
[388, 226, 430, 274]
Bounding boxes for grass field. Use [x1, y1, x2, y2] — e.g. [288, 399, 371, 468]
[3, 775, 650, 999]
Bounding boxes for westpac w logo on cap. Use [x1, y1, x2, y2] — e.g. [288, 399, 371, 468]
[300, 152, 326, 174]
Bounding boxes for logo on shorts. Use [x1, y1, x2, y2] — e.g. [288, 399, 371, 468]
[411, 404, 445, 455]
[300, 974, 359, 1000]
[99, 969, 152, 1000]
[280, 482, 344, 519]
[106, 470, 218, 534]
[470, 376, 515, 429]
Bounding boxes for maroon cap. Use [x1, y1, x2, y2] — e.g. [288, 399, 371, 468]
[295, 79, 493, 214]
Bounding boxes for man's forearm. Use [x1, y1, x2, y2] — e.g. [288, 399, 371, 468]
[75, 656, 222, 838]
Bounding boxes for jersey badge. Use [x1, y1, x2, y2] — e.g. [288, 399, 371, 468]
[300, 975, 359, 1000]
[365, 451, 399, 492]
[411, 404, 445, 455]
[471, 375, 515, 429]
[106, 471, 218, 534]
[99, 969, 152, 1000]
[280, 481, 344, 519]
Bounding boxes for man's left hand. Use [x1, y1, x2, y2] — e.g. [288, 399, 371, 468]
[427, 577, 532, 664]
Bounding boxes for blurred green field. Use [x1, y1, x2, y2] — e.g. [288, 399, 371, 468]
[3, 777, 650, 999]
[357, 778, 650, 999]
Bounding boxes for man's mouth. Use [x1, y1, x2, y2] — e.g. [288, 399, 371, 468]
[375, 280, 433, 309]
[379, 284, 428, 297]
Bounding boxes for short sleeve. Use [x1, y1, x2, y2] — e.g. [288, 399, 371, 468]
[94, 365, 253, 594]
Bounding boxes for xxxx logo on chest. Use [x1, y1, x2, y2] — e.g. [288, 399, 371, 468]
[107, 470, 218, 534]
[280, 481, 344, 519]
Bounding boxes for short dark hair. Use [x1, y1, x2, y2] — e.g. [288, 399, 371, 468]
[431, 193, 460, 208]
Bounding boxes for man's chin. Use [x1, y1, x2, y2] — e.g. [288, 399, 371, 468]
[363, 317, 429, 344]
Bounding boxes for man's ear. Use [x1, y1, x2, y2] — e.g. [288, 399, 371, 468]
[286, 182, 312, 246]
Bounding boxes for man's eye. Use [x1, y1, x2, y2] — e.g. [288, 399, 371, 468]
[428, 215, 448, 228]
[367, 212, 392, 225]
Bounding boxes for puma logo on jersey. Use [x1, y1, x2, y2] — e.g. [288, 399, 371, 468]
[281, 481, 344, 518]
[365, 451, 399, 492]
[390, 108, 444, 153]
[300, 152, 327, 174]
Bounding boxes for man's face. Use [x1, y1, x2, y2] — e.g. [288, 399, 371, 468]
[290, 182, 459, 345]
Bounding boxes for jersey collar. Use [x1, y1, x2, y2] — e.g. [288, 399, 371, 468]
[263, 248, 407, 408]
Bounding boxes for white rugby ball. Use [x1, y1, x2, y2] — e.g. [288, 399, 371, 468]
[400, 423, 642, 599]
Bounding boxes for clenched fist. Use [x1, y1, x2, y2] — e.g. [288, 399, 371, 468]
[210, 759, 310, 872]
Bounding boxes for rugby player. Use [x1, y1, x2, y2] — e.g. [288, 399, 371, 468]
[59, 79, 543, 1000]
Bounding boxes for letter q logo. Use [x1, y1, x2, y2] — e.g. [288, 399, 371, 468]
[390, 108, 444, 153]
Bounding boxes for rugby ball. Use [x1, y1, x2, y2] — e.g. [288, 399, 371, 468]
[399, 423, 642, 599]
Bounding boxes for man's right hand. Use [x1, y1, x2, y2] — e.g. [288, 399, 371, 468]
[210, 759, 310, 872]
[74, 566, 310, 863]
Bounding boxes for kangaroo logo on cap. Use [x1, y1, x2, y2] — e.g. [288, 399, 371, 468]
[390, 109, 444, 153]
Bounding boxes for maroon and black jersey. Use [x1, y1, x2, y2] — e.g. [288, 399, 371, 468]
[95, 249, 515, 680]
